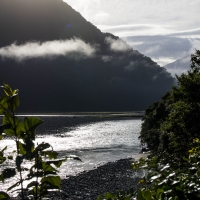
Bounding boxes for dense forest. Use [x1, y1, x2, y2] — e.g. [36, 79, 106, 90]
[133, 50, 200, 199]
[99, 51, 200, 199]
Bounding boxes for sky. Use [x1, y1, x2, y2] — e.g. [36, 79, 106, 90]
[63, 0, 200, 66]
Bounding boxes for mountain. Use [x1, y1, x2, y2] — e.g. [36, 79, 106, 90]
[0, 0, 175, 112]
[163, 55, 190, 77]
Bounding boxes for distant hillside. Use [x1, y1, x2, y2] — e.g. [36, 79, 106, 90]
[163, 55, 190, 77]
[0, 0, 175, 112]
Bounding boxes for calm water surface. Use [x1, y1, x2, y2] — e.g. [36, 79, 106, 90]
[0, 115, 142, 196]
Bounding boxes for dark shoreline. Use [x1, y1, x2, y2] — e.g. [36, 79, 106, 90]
[48, 158, 143, 200]
[11, 157, 145, 200]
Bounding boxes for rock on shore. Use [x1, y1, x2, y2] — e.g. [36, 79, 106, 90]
[49, 158, 143, 200]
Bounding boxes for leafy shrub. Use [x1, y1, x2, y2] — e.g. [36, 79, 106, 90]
[0, 83, 73, 199]
[140, 50, 200, 164]
[133, 138, 200, 200]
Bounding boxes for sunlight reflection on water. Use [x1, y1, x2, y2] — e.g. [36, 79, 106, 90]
[0, 118, 141, 197]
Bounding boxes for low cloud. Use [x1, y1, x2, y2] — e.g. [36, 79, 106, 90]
[123, 35, 192, 66]
[144, 45, 161, 54]
[0, 38, 97, 61]
[189, 39, 200, 54]
[170, 28, 200, 39]
[100, 24, 172, 37]
[105, 37, 132, 52]
[153, 57, 177, 67]
[166, 68, 189, 78]
[163, 54, 191, 77]
[180, 56, 190, 64]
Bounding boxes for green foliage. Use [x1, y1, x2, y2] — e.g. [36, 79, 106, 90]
[0, 83, 74, 199]
[140, 50, 200, 164]
[99, 50, 200, 200]
[132, 50, 200, 200]
[140, 92, 171, 152]
[133, 138, 200, 200]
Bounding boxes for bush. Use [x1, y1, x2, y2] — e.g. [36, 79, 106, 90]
[140, 50, 200, 164]
[133, 50, 200, 200]
[133, 138, 200, 200]
[0, 83, 69, 199]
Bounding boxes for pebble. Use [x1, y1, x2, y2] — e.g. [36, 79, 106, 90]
[48, 158, 142, 200]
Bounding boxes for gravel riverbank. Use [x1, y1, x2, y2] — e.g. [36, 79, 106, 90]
[11, 157, 144, 200]
[49, 158, 144, 200]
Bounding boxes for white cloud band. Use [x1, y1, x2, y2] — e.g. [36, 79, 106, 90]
[105, 37, 132, 52]
[0, 38, 97, 61]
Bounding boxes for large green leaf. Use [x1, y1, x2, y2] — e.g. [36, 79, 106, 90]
[41, 175, 61, 189]
[42, 161, 58, 173]
[16, 120, 25, 138]
[156, 188, 164, 200]
[0, 96, 8, 113]
[0, 104, 5, 115]
[0, 96, 8, 105]
[7, 95, 20, 111]
[3, 111, 13, 126]
[24, 117, 43, 140]
[3, 114, 24, 137]
[2, 112, 23, 137]
[0, 191, 10, 199]
[3, 128, 15, 137]
[17, 141, 26, 155]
